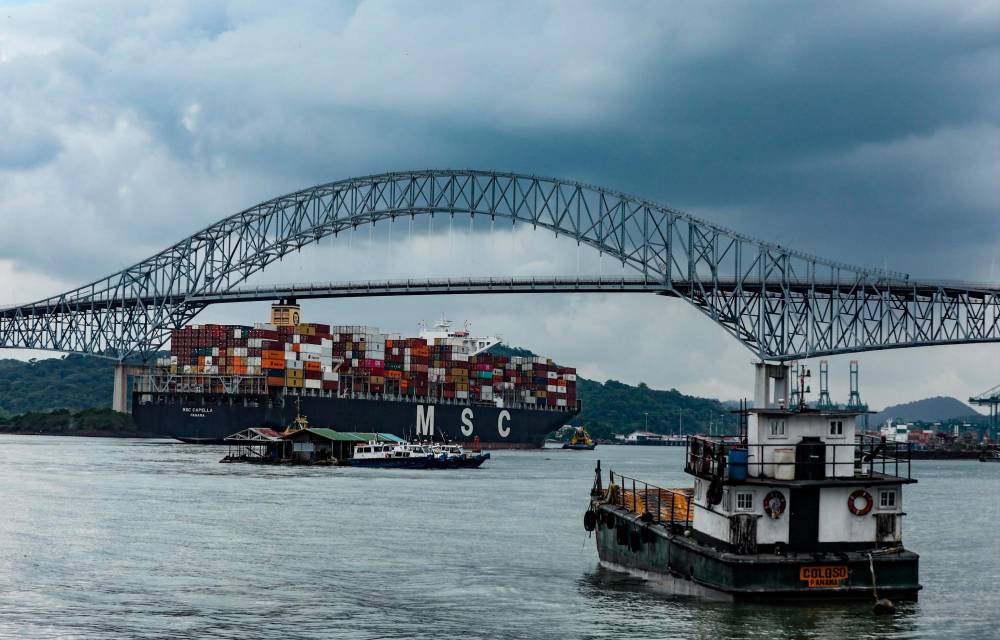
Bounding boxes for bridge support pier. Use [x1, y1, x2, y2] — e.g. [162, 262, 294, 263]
[112, 361, 129, 413]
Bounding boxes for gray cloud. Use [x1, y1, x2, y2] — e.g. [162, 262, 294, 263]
[0, 0, 997, 407]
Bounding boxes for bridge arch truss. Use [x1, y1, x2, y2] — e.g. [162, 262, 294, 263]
[1, 169, 998, 360]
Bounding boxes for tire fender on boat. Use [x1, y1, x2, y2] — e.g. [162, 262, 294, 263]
[628, 529, 641, 552]
[616, 522, 629, 546]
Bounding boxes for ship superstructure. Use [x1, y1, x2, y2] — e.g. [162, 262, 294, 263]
[418, 316, 502, 356]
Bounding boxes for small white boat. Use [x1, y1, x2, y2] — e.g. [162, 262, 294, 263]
[430, 443, 491, 468]
[349, 442, 437, 468]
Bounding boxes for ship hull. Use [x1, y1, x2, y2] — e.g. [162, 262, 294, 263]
[592, 504, 920, 602]
[132, 392, 576, 448]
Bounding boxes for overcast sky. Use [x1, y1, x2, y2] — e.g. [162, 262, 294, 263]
[0, 1, 998, 409]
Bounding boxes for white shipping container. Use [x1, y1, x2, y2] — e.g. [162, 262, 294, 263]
[212, 347, 220, 357]
[323, 372, 339, 381]
[286, 360, 304, 370]
[456, 391, 469, 399]
[557, 399, 567, 407]
[304, 379, 322, 390]
[562, 374, 577, 382]
[547, 371, 558, 379]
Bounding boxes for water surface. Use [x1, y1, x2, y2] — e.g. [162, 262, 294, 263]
[0, 436, 996, 639]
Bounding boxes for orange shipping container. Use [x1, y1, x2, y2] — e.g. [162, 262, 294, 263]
[262, 350, 284, 360]
[304, 361, 322, 372]
[386, 370, 402, 380]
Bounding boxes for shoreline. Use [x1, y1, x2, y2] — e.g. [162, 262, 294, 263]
[0, 428, 164, 439]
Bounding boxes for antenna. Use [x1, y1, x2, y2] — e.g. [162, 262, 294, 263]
[817, 360, 833, 409]
[789, 361, 800, 407]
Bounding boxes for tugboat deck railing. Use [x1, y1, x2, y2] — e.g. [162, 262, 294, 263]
[606, 470, 693, 528]
[685, 434, 913, 484]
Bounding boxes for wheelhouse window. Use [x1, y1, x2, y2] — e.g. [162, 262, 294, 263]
[829, 420, 844, 437]
[768, 420, 786, 437]
[736, 491, 754, 512]
[879, 490, 897, 510]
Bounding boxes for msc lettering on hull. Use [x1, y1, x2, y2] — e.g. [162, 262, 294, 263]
[415, 406, 513, 438]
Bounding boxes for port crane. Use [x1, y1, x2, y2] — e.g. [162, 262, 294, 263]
[969, 385, 1000, 442]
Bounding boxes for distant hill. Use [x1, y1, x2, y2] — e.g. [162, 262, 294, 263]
[573, 378, 736, 440]
[0, 355, 118, 415]
[0, 353, 165, 417]
[873, 396, 983, 424]
[486, 344, 733, 439]
[486, 344, 536, 358]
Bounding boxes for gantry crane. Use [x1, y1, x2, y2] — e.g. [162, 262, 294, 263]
[969, 385, 1000, 442]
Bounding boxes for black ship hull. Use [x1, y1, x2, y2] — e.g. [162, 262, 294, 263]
[132, 392, 577, 448]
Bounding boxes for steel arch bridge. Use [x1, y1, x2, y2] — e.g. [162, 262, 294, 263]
[1, 169, 998, 361]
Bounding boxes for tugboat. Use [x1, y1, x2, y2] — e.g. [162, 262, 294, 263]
[584, 362, 920, 602]
[563, 426, 597, 450]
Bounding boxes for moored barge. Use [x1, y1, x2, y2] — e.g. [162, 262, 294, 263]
[585, 363, 920, 602]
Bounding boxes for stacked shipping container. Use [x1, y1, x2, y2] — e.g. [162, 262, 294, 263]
[162, 321, 577, 409]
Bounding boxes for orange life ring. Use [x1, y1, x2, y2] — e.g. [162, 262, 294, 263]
[763, 490, 786, 519]
[848, 489, 873, 516]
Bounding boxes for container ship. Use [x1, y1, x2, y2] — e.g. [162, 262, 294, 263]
[131, 301, 580, 448]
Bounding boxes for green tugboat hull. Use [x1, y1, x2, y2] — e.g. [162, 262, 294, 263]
[594, 505, 920, 602]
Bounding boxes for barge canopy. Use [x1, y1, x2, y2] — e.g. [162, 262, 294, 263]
[223, 427, 287, 462]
